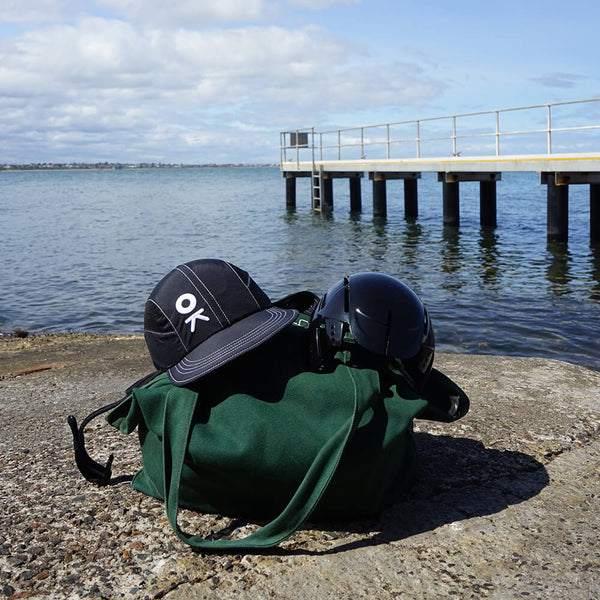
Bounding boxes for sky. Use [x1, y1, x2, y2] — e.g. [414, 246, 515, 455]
[1, 0, 599, 164]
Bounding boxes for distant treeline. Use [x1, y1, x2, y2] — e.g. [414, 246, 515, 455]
[2, 162, 276, 171]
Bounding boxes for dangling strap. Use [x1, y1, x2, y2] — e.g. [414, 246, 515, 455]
[162, 364, 369, 551]
[68, 369, 164, 485]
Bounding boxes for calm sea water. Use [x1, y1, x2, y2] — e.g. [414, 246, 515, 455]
[1, 167, 599, 371]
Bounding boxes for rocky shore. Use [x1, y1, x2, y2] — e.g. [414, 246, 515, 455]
[1, 334, 599, 599]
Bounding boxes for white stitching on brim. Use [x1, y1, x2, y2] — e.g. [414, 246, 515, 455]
[168, 307, 296, 384]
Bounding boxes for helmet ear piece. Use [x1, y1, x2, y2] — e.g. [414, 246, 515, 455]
[308, 318, 325, 371]
[309, 316, 344, 371]
[326, 320, 345, 347]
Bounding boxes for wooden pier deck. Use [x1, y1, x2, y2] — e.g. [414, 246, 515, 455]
[280, 99, 600, 244]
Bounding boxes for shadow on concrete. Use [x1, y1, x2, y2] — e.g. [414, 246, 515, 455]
[188, 433, 549, 556]
[290, 433, 549, 555]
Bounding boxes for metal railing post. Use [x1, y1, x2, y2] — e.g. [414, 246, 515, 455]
[360, 127, 365, 159]
[495, 111, 500, 156]
[547, 104, 552, 154]
[416, 120, 421, 158]
[452, 115, 457, 156]
[337, 130, 341, 160]
[386, 124, 390, 159]
[319, 132, 323, 161]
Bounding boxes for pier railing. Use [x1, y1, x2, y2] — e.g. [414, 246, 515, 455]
[280, 98, 600, 166]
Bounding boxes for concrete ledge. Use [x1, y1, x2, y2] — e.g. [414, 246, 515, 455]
[0, 335, 598, 599]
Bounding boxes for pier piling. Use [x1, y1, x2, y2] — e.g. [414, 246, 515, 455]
[372, 174, 387, 217]
[442, 180, 460, 227]
[404, 178, 418, 218]
[322, 174, 333, 212]
[369, 172, 420, 219]
[480, 180, 497, 228]
[350, 176, 362, 212]
[591, 183, 600, 245]
[285, 174, 296, 209]
[546, 175, 569, 242]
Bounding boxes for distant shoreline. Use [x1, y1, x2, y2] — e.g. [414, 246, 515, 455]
[1, 163, 278, 172]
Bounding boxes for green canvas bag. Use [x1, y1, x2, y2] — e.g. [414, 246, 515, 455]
[105, 321, 467, 551]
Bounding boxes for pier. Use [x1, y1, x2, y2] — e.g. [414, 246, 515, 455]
[280, 98, 600, 244]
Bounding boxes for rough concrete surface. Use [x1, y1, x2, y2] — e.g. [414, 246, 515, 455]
[0, 334, 599, 599]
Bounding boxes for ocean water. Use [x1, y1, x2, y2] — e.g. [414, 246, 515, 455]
[1, 166, 599, 371]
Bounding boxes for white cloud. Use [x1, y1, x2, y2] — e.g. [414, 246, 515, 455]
[1, 0, 71, 23]
[171, 25, 343, 80]
[2, 19, 154, 91]
[97, 0, 268, 26]
[0, 2, 448, 163]
[95, 0, 363, 26]
[1, 18, 349, 98]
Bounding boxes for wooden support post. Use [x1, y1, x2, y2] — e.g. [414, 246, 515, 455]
[591, 183, 600, 246]
[480, 180, 497, 228]
[547, 176, 569, 242]
[349, 176, 362, 212]
[404, 178, 418, 219]
[443, 181, 460, 227]
[322, 175, 333, 212]
[373, 174, 387, 217]
[285, 174, 296, 209]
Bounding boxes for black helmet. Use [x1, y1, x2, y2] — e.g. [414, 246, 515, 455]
[311, 272, 435, 389]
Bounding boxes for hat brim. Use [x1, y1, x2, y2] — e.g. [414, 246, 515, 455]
[168, 306, 298, 385]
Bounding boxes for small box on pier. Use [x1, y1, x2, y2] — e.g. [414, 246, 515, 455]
[289, 132, 309, 148]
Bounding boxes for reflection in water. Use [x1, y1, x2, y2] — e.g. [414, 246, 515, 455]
[591, 247, 600, 301]
[370, 215, 390, 263]
[401, 221, 425, 272]
[440, 227, 464, 293]
[478, 229, 501, 287]
[546, 241, 573, 294]
[441, 227, 462, 273]
[283, 207, 298, 224]
[347, 212, 369, 271]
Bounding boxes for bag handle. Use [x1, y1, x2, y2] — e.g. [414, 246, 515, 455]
[162, 364, 370, 551]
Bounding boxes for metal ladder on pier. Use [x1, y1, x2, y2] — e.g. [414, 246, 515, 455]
[312, 165, 323, 212]
[310, 126, 323, 211]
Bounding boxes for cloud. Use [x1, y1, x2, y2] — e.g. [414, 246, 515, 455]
[96, 0, 268, 25]
[0, 3, 446, 163]
[3, 18, 156, 87]
[0, 18, 349, 99]
[0, 19, 338, 160]
[95, 0, 362, 26]
[530, 72, 583, 89]
[1, 0, 71, 23]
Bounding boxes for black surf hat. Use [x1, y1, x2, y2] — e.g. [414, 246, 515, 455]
[144, 259, 298, 386]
